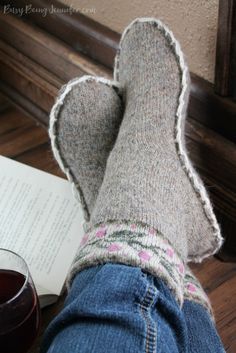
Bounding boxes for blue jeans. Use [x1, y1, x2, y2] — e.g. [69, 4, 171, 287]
[41, 263, 225, 353]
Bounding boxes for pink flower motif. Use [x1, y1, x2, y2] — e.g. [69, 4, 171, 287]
[107, 243, 122, 252]
[96, 228, 106, 238]
[131, 224, 137, 231]
[138, 250, 151, 262]
[166, 248, 174, 258]
[149, 228, 156, 236]
[187, 283, 197, 293]
[178, 263, 185, 274]
[80, 234, 89, 246]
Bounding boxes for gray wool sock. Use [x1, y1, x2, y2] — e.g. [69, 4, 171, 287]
[90, 18, 223, 262]
[49, 76, 122, 221]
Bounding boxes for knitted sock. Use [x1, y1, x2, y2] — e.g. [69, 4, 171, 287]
[184, 266, 214, 319]
[49, 76, 122, 221]
[67, 19, 223, 306]
[90, 18, 223, 262]
[50, 76, 186, 304]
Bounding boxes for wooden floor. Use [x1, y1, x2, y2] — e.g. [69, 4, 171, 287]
[0, 106, 235, 352]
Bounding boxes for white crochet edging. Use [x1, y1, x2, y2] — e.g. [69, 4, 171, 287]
[49, 75, 120, 221]
[114, 18, 223, 263]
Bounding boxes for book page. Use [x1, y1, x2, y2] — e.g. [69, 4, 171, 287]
[0, 156, 84, 296]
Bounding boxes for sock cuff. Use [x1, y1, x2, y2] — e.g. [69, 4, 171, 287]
[66, 222, 186, 306]
[184, 267, 214, 319]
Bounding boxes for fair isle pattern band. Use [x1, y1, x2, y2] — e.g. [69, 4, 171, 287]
[67, 222, 186, 306]
[49, 75, 120, 222]
[114, 18, 223, 263]
[184, 268, 214, 319]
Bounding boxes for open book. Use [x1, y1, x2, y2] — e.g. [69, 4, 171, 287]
[0, 156, 84, 308]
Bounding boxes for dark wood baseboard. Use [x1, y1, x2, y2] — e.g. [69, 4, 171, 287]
[0, 10, 111, 125]
[214, 0, 236, 98]
[0, 0, 119, 69]
[0, 2, 235, 259]
[1, 0, 235, 142]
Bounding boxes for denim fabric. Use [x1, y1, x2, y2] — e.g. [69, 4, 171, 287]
[183, 300, 225, 353]
[41, 263, 225, 353]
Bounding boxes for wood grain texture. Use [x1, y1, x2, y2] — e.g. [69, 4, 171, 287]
[229, 1, 236, 99]
[0, 12, 109, 81]
[185, 118, 236, 258]
[0, 81, 50, 127]
[190, 74, 236, 143]
[0, 107, 235, 353]
[0, 10, 110, 126]
[214, 0, 236, 97]
[190, 258, 236, 352]
[0, 0, 119, 69]
[0, 5, 236, 141]
[186, 117, 236, 258]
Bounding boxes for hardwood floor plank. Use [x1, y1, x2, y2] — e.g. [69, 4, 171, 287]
[0, 124, 48, 157]
[15, 142, 64, 178]
[190, 258, 236, 293]
[0, 107, 34, 135]
[210, 276, 236, 351]
[186, 118, 236, 195]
